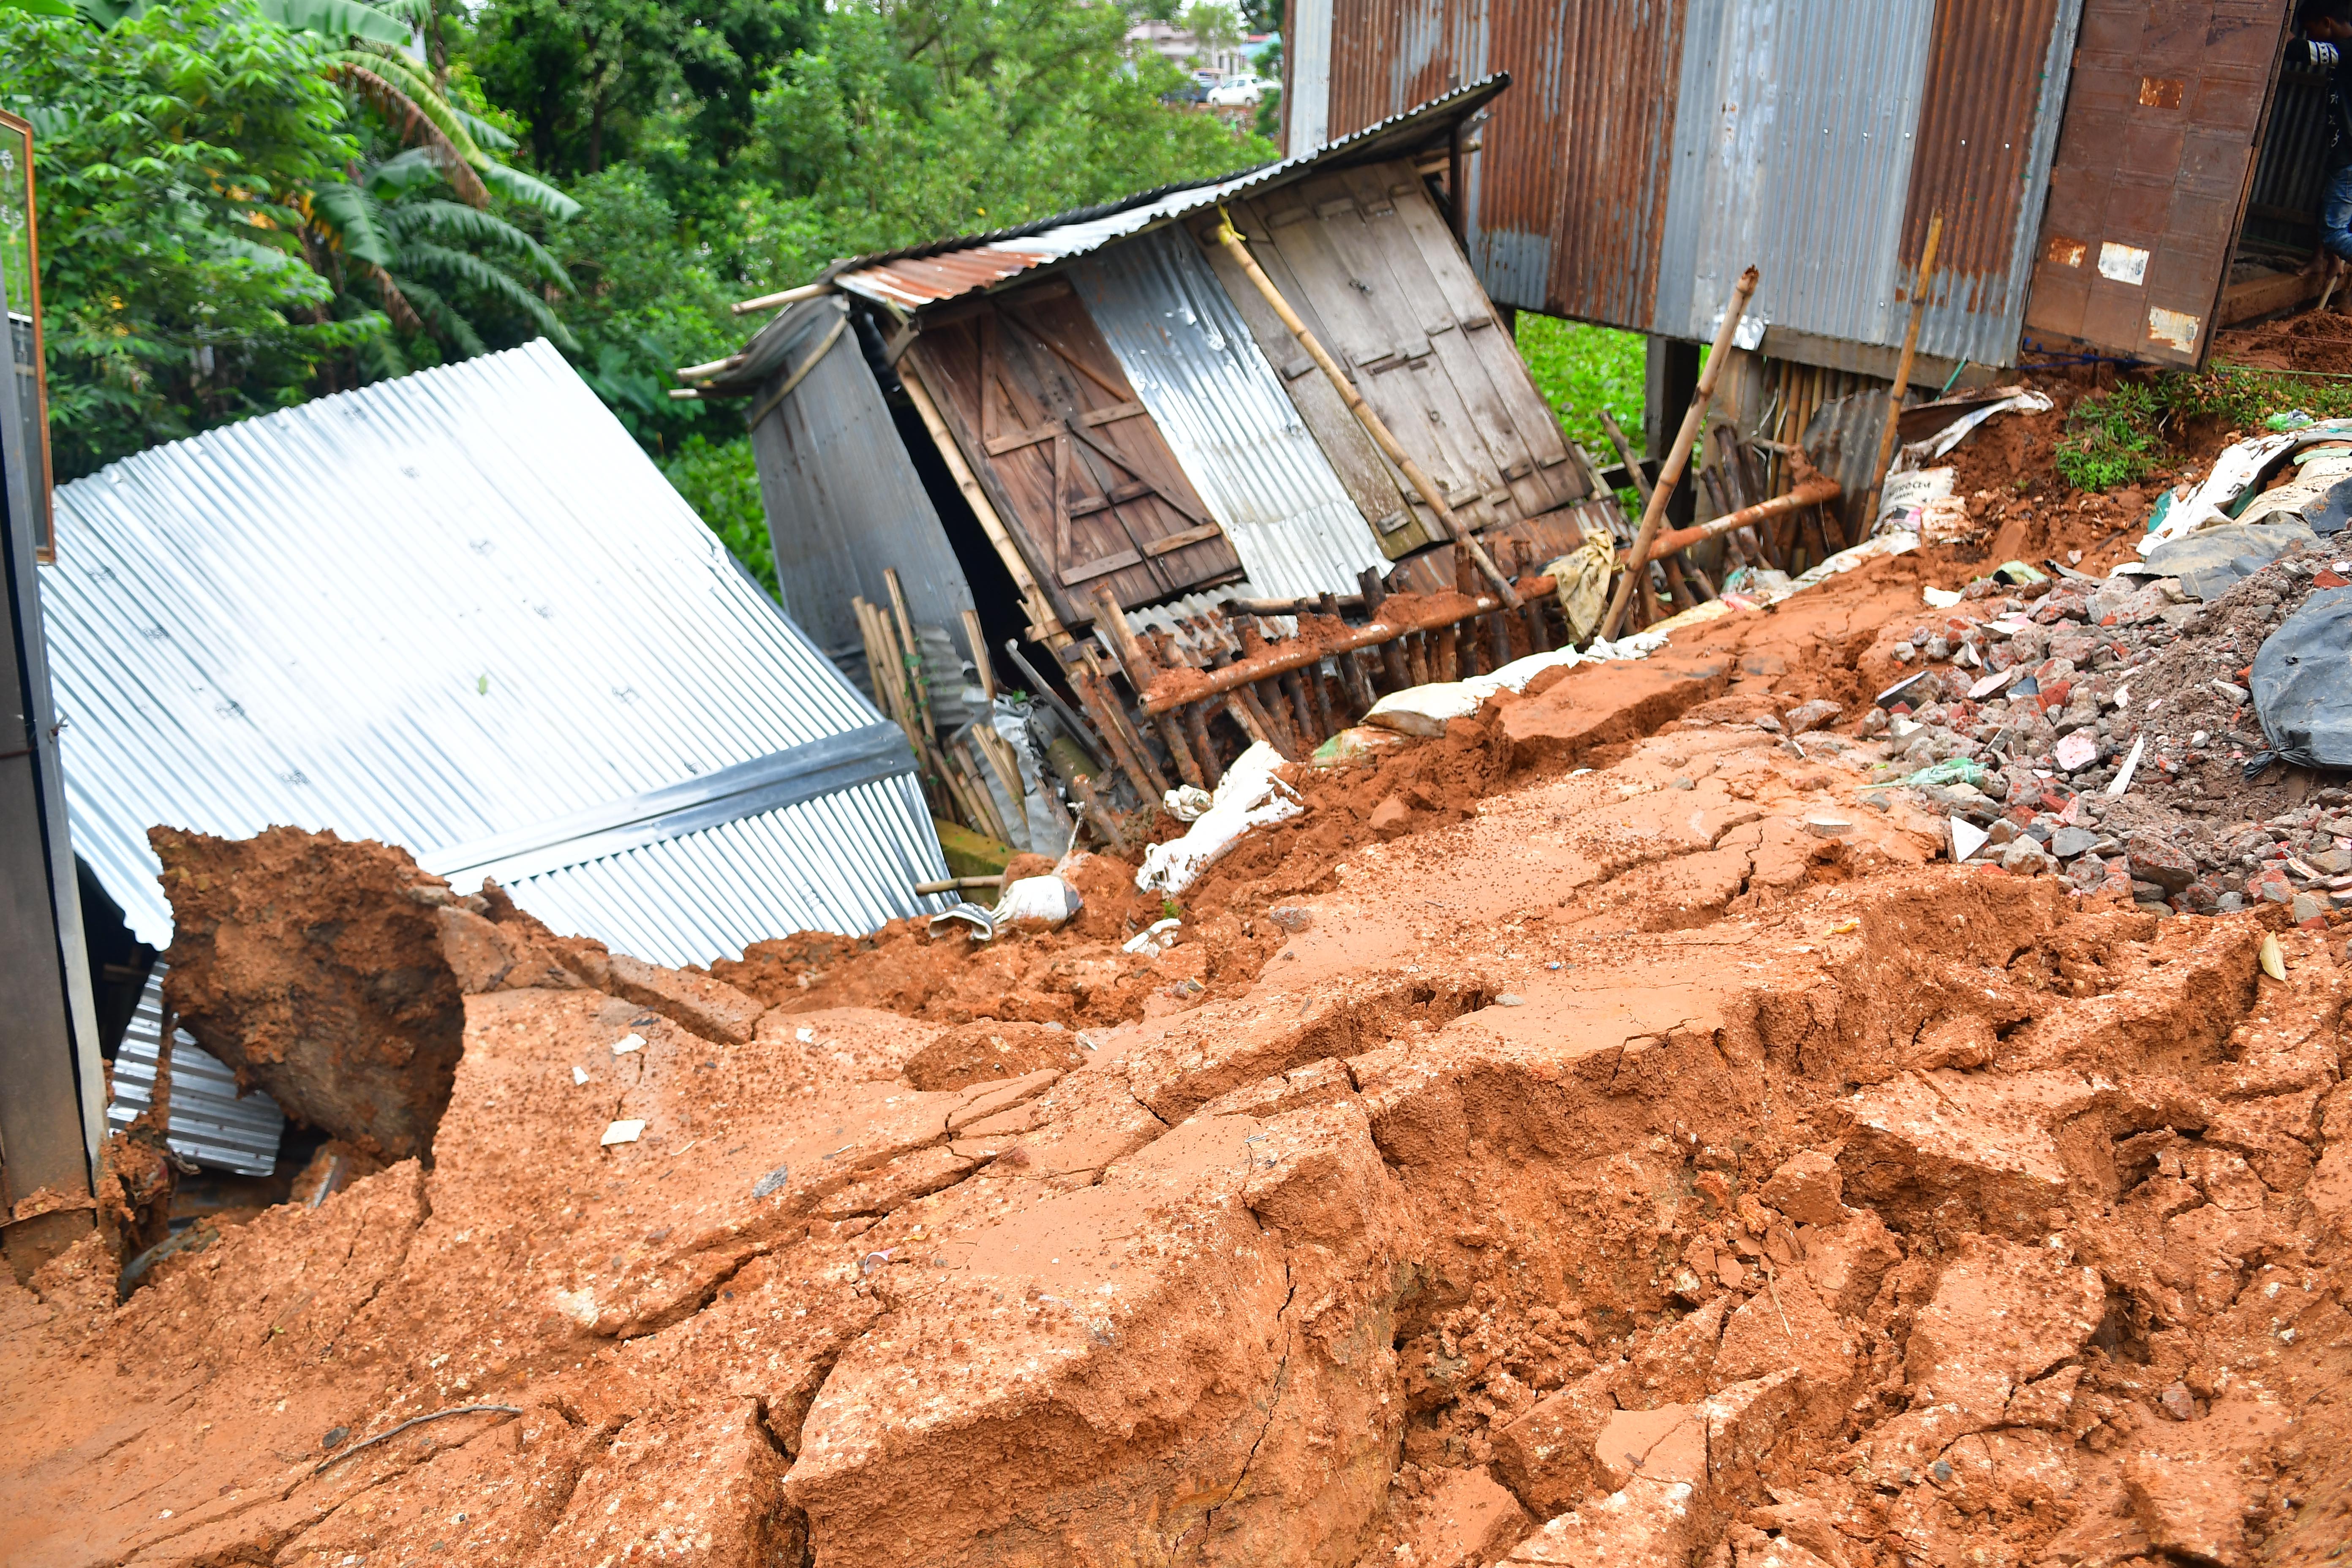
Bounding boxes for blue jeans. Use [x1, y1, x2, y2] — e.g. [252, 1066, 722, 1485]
[2323, 162, 2352, 264]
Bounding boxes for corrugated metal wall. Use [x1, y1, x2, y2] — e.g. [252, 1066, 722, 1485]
[746, 295, 979, 705]
[1319, 0, 2082, 368]
[1072, 228, 1389, 600]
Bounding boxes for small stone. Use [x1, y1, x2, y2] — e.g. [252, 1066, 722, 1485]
[1987, 819, 2019, 845]
[1669, 776, 1696, 790]
[1267, 906, 1313, 933]
[2053, 730, 2099, 772]
[2213, 680, 2248, 705]
[2292, 892, 2325, 924]
[1783, 699, 1843, 735]
[1892, 642, 1918, 664]
[2217, 892, 2246, 912]
[2174, 884, 2219, 916]
[2047, 826, 2099, 859]
[2001, 840, 2055, 875]
[1802, 815, 1854, 838]
[1493, 993, 1526, 1007]
[2126, 832, 2197, 893]
[1925, 636, 1951, 662]
[1754, 714, 1786, 734]
[2311, 848, 2352, 875]
[322, 1426, 351, 1451]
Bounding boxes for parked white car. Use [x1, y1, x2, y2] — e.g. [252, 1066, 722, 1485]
[1206, 74, 1270, 106]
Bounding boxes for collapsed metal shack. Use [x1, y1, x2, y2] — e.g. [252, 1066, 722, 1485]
[44, 341, 949, 1174]
[691, 80, 1650, 840]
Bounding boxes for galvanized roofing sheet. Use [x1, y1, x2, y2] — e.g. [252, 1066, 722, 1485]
[1072, 227, 1387, 600]
[827, 76, 1509, 313]
[44, 340, 945, 969]
[108, 966, 284, 1177]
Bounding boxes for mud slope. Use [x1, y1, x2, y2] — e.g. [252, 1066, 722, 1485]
[4, 696, 2348, 1568]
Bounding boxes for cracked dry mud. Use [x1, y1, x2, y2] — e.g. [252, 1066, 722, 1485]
[7, 561, 2352, 1568]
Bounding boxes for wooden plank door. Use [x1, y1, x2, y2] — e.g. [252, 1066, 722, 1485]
[1245, 179, 1509, 529]
[905, 280, 1243, 624]
[1353, 163, 1594, 516]
[2021, 0, 2292, 366]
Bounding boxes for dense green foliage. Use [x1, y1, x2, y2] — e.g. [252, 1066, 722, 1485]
[1514, 312, 1646, 463]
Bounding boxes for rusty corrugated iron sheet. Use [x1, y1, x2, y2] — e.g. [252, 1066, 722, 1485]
[1317, 0, 2080, 368]
[838, 247, 1059, 310]
[1895, 0, 2074, 359]
[1326, 0, 1684, 326]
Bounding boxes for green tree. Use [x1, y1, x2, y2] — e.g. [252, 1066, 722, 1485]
[1, 0, 374, 476]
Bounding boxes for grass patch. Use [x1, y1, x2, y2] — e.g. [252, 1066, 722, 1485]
[2053, 381, 2166, 491]
[1515, 313, 1646, 463]
[2051, 364, 2352, 492]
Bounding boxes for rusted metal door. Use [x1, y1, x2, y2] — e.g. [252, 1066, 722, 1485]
[906, 280, 1244, 624]
[1212, 161, 1592, 541]
[2022, 0, 2293, 366]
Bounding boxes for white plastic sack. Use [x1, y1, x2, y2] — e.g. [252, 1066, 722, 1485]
[992, 874, 1083, 931]
[1359, 633, 1671, 738]
[1135, 743, 1303, 895]
[1900, 387, 2054, 464]
[1873, 466, 1957, 536]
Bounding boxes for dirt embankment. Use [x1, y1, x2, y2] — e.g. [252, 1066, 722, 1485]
[5, 387, 2349, 1568]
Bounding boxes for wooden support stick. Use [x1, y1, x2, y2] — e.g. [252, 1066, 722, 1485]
[1211, 210, 1521, 610]
[1092, 587, 1204, 791]
[1600, 265, 1759, 641]
[1862, 211, 1944, 531]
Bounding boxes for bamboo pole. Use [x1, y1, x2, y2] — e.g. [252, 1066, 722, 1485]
[1599, 406, 1704, 606]
[1862, 211, 1944, 531]
[1599, 266, 1760, 641]
[1209, 210, 1522, 610]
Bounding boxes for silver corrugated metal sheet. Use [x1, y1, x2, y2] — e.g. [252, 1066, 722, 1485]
[1657, 0, 2080, 367]
[1072, 228, 1387, 601]
[108, 966, 284, 1176]
[1658, 0, 1936, 351]
[45, 340, 946, 969]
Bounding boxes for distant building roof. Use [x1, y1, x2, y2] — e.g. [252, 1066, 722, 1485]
[44, 340, 945, 968]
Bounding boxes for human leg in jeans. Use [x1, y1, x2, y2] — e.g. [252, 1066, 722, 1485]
[2321, 162, 2352, 264]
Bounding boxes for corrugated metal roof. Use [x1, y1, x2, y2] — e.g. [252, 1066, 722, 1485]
[44, 340, 947, 969]
[828, 77, 1510, 313]
[1071, 227, 1388, 601]
[108, 966, 284, 1176]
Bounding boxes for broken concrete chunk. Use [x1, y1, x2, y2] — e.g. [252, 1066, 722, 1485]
[1714, 1275, 1858, 1426]
[943, 1068, 1062, 1132]
[1797, 1210, 1903, 1318]
[1594, 1404, 1704, 1491]
[1393, 1465, 1533, 1568]
[1697, 1367, 1802, 1494]
[1783, 700, 1843, 735]
[1833, 1071, 2082, 1239]
[1903, 1235, 2104, 1418]
[1759, 1149, 1844, 1226]
[599, 952, 765, 1045]
[1616, 1297, 1728, 1408]
[2123, 1450, 2251, 1568]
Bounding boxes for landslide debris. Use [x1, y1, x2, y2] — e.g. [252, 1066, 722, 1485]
[154, 825, 471, 1160]
[11, 706, 2345, 1568]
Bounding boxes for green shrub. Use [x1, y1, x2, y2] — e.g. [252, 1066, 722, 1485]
[2053, 381, 2165, 491]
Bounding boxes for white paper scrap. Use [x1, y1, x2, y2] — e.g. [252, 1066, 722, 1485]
[612, 1032, 644, 1055]
[572, 1065, 588, 1085]
[1950, 816, 1990, 863]
[601, 1120, 645, 1146]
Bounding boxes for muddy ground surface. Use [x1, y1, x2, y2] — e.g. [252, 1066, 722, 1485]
[5, 370, 2349, 1568]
